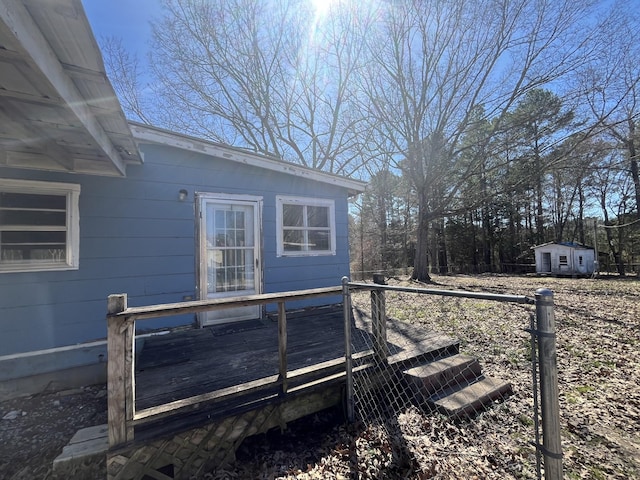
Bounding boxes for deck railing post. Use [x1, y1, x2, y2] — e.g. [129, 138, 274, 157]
[342, 277, 354, 423]
[107, 294, 134, 448]
[371, 273, 388, 363]
[535, 289, 563, 480]
[277, 301, 288, 395]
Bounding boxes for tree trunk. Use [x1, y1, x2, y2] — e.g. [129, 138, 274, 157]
[600, 195, 625, 276]
[471, 210, 479, 274]
[482, 206, 492, 272]
[411, 197, 432, 282]
[533, 133, 546, 244]
[628, 120, 640, 220]
[378, 188, 388, 270]
[437, 219, 448, 274]
[604, 222, 625, 276]
[508, 204, 517, 272]
[577, 183, 585, 244]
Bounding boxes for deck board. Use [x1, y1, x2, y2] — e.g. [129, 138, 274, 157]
[134, 304, 457, 413]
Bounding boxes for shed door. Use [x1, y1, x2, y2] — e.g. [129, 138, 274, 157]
[541, 252, 551, 273]
[197, 194, 262, 326]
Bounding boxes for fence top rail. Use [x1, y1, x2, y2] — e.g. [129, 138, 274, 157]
[108, 286, 343, 321]
[347, 281, 535, 305]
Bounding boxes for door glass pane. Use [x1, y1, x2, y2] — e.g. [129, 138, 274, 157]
[215, 210, 225, 228]
[226, 211, 236, 228]
[206, 203, 255, 294]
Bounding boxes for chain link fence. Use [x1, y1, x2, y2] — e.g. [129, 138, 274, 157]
[341, 276, 562, 480]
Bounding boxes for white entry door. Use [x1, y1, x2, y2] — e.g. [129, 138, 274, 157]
[197, 194, 262, 326]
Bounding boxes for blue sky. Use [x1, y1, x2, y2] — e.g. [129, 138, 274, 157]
[83, 0, 158, 56]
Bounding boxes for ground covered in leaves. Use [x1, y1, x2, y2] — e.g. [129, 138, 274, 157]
[225, 274, 640, 479]
[1, 274, 638, 479]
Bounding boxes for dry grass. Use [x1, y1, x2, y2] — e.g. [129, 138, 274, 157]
[231, 274, 640, 479]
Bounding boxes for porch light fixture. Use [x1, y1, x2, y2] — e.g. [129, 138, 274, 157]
[178, 189, 188, 201]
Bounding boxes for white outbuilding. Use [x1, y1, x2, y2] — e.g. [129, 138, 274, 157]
[532, 242, 596, 276]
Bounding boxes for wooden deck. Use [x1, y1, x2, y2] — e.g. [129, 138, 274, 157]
[97, 288, 463, 479]
[60, 283, 529, 479]
[131, 304, 458, 437]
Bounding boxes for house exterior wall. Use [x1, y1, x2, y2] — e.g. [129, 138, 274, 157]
[0, 143, 352, 361]
[534, 244, 595, 275]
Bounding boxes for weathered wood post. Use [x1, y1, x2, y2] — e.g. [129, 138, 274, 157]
[342, 276, 354, 423]
[371, 273, 388, 363]
[107, 294, 134, 448]
[277, 301, 288, 395]
[535, 288, 563, 480]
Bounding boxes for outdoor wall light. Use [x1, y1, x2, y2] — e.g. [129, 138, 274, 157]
[178, 189, 188, 201]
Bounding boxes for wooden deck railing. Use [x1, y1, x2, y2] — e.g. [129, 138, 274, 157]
[106, 287, 342, 449]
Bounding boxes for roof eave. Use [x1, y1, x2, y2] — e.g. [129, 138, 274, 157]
[128, 122, 367, 195]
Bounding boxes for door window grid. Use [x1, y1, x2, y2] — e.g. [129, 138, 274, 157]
[207, 205, 254, 293]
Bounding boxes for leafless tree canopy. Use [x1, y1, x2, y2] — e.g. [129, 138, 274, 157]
[133, 0, 372, 175]
[103, 0, 639, 280]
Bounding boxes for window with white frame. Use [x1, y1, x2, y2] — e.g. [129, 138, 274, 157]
[0, 179, 80, 272]
[559, 255, 568, 266]
[276, 196, 336, 256]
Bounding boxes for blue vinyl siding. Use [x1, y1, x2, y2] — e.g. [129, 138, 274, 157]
[0, 143, 354, 356]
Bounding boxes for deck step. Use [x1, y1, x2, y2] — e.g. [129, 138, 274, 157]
[403, 354, 481, 397]
[430, 376, 513, 418]
[52, 424, 108, 477]
[402, 351, 512, 418]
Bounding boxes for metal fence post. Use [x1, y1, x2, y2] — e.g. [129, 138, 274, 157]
[535, 288, 563, 480]
[342, 276, 354, 423]
[371, 273, 388, 363]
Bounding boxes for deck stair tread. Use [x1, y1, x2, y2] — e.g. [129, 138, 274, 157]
[52, 424, 109, 473]
[402, 352, 512, 418]
[430, 376, 513, 417]
[403, 353, 481, 396]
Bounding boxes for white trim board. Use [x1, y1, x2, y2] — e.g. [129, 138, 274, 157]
[129, 122, 367, 196]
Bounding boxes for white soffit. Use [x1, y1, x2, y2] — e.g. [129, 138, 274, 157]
[0, 0, 142, 176]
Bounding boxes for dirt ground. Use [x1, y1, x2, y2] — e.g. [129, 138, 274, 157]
[0, 385, 107, 480]
[1, 274, 638, 479]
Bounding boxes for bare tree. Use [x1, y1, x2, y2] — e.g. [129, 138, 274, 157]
[359, 0, 605, 282]
[102, 37, 154, 125]
[577, 1, 640, 218]
[590, 148, 637, 275]
[131, 0, 373, 174]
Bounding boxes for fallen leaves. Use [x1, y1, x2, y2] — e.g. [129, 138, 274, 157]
[231, 274, 639, 479]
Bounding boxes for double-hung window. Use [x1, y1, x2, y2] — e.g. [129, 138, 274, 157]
[276, 196, 336, 256]
[0, 179, 80, 272]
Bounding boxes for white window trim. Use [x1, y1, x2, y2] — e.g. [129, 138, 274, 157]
[0, 179, 80, 273]
[276, 195, 336, 257]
